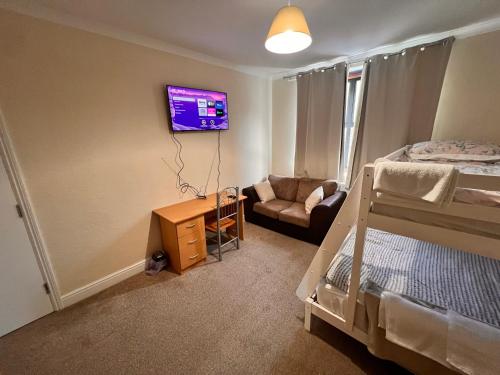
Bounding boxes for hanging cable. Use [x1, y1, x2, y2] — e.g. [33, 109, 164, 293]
[166, 130, 222, 199]
[169, 131, 204, 198]
[202, 146, 218, 197]
[216, 130, 221, 193]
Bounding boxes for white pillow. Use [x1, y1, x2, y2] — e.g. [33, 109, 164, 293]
[254, 180, 276, 203]
[305, 186, 324, 214]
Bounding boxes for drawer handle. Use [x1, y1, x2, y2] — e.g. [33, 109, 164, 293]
[188, 239, 198, 244]
[189, 253, 199, 260]
[186, 223, 196, 229]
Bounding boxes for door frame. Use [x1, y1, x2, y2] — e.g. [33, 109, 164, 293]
[0, 107, 62, 310]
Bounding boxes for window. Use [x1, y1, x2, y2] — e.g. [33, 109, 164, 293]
[339, 64, 364, 184]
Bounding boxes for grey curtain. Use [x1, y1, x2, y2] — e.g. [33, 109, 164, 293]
[347, 37, 454, 187]
[294, 65, 347, 179]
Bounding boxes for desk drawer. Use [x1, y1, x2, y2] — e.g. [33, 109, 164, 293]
[179, 232, 206, 270]
[177, 216, 204, 238]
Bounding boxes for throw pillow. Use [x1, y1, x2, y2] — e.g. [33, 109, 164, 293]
[305, 186, 324, 214]
[296, 178, 338, 202]
[254, 180, 276, 203]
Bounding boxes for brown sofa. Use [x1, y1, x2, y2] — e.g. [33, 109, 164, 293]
[242, 175, 346, 245]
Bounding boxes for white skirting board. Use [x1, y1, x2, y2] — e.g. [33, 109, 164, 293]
[60, 259, 146, 308]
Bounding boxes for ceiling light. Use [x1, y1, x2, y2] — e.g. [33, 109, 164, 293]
[265, 4, 312, 54]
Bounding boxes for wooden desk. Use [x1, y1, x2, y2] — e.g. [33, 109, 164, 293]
[153, 194, 246, 274]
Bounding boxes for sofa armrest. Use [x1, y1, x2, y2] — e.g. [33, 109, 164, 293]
[311, 191, 347, 216]
[309, 191, 347, 243]
[242, 186, 260, 220]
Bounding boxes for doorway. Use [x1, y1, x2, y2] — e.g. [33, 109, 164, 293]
[0, 158, 53, 337]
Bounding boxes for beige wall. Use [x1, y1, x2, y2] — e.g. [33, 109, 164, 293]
[0, 9, 271, 295]
[271, 79, 297, 176]
[433, 30, 500, 143]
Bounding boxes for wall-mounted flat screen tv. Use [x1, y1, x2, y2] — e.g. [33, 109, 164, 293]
[166, 85, 229, 132]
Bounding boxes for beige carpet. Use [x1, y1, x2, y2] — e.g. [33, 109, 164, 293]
[0, 223, 408, 375]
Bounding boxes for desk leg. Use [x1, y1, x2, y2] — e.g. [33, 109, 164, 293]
[238, 201, 245, 240]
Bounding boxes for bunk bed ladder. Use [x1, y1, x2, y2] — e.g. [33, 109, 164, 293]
[296, 172, 364, 302]
[297, 166, 374, 335]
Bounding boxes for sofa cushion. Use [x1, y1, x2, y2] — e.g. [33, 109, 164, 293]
[254, 199, 294, 219]
[268, 175, 299, 201]
[322, 180, 338, 198]
[279, 202, 310, 228]
[296, 178, 338, 203]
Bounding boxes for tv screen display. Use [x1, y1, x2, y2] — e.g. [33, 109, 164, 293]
[166, 85, 229, 132]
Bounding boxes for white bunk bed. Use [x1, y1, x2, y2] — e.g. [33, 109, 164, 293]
[296, 141, 500, 374]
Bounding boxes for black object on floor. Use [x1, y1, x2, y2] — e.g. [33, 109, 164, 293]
[146, 251, 168, 275]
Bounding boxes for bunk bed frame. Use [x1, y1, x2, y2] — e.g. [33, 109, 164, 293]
[296, 146, 500, 346]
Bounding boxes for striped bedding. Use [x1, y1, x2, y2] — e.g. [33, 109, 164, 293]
[325, 228, 500, 328]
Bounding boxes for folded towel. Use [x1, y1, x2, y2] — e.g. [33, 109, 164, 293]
[379, 292, 500, 375]
[447, 311, 500, 375]
[373, 159, 459, 206]
[379, 291, 450, 367]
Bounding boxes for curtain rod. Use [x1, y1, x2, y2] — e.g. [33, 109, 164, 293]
[282, 37, 453, 81]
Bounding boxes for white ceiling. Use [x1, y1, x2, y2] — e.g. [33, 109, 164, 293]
[2, 0, 500, 74]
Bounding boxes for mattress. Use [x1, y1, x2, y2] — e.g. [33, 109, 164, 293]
[394, 145, 500, 207]
[454, 187, 500, 207]
[394, 159, 500, 207]
[323, 228, 500, 328]
[377, 143, 500, 238]
[397, 158, 500, 207]
[316, 278, 349, 318]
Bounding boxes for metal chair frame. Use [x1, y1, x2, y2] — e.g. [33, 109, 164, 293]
[210, 186, 240, 261]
